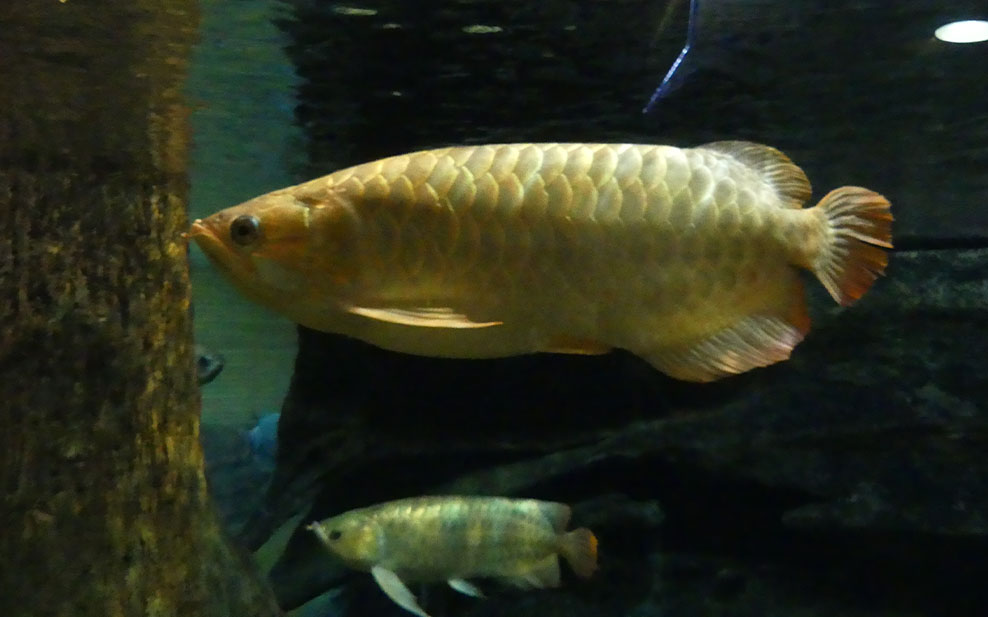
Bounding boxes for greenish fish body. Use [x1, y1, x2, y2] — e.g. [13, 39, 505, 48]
[308, 495, 597, 617]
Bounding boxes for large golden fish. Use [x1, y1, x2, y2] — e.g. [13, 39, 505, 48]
[189, 141, 892, 381]
[307, 496, 598, 617]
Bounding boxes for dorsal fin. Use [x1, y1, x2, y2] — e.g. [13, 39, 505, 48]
[701, 141, 812, 208]
[536, 501, 571, 533]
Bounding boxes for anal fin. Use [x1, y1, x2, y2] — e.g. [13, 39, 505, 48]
[502, 555, 561, 589]
[642, 273, 811, 382]
[646, 313, 808, 382]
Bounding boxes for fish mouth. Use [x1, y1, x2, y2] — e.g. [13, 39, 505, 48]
[187, 219, 231, 266]
[187, 217, 259, 279]
[187, 218, 210, 239]
[187, 218, 224, 253]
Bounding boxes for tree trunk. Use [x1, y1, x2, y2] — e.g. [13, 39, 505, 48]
[0, 2, 283, 616]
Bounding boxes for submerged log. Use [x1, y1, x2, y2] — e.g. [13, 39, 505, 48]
[0, 2, 282, 616]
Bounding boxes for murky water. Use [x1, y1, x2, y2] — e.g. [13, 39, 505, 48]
[187, 0, 303, 427]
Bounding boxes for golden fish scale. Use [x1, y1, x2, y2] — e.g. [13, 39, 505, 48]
[321, 143, 792, 352]
[362, 497, 562, 581]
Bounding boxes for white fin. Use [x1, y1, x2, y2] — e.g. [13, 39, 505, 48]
[448, 578, 485, 598]
[371, 565, 430, 617]
[345, 305, 502, 329]
[504, 555, 561, 589]
[701, 141, 812, 208]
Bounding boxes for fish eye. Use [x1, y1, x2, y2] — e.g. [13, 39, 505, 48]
[329, 530, 342, 541]
[229, 214, 261, 246]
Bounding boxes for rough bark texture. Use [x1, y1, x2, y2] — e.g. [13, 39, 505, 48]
[0, 2, 282, 616]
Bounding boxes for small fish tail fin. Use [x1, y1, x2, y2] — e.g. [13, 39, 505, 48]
[559, 528, 598, 579]
[810, 186, 893, 306]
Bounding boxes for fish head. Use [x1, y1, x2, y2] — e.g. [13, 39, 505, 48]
[188, 185, 358, 311]
[307, 511, 382, 571]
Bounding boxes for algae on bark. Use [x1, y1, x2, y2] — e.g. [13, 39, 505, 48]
[0, 2, 282, 616]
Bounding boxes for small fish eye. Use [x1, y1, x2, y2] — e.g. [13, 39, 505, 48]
[229, 214, 261, 246]
[329, 530, 342, 541]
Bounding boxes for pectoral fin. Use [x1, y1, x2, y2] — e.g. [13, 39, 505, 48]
[371, 565, 430, 617]
[448, 578, 484, 598]
[345, 305, 502, 329]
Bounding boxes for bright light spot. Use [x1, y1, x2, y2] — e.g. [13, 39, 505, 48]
[332, 6, 378, 16]
[935, 20, 988, 43]
[462, 24, 503, 34]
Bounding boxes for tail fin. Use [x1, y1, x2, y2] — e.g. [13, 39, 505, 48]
[559, 528, 598, 579]
[811, 186, 893, 306]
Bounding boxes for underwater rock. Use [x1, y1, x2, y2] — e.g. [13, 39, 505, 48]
[201, 414, 281, 536]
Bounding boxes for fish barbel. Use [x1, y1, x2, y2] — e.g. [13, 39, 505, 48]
[307, 495, 598, 617]
[189, 141, 892, 382]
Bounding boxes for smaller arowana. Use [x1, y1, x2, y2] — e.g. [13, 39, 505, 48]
[308, 496, 598, 617]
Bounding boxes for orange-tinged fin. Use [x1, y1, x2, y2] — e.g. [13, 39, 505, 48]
[811, 186, 893, 306]
[560, 528, 598, 579]
[344, 305, 502, 328]
[643, 274, 811, 382]
[542, 336, 613, 356]
[702, 141, 812, 208]
[648, 315, 807, 382]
